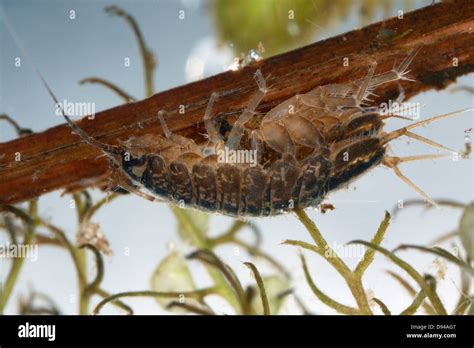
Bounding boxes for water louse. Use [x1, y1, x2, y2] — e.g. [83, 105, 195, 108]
[54, 48, 471, 217]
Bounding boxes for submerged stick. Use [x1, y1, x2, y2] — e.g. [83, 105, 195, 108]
[0, 1, 473, 204]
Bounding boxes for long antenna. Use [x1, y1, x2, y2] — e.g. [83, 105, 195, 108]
[0, 7, 120, 156]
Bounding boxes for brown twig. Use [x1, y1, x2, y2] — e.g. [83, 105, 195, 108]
[1, 2, 473, 204]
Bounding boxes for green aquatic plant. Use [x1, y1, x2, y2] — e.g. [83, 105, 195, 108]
[210, 0, 410, 58]
[289, 208, 472, 315]
[94, 248, 292, 315]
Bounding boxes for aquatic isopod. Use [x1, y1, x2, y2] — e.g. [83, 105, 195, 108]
[56, 48, 471, 217]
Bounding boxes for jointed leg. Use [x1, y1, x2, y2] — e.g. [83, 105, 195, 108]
[203, 92, 224, 144]
[368, 46, 421, 88]
[157, 110, 197, 151]
[355, 62, 377, 106]
[157, 110, 173, 138]
[389, 165, 437, 208]
[250, 129, 263, 164]
[116, 180, 159, 202]
[298, 61, 377, 111]
[102, 163, 155, 202]
[394, 82, 405, 104]
[111, 165, 165, 203]
[226, 69, 268, 150]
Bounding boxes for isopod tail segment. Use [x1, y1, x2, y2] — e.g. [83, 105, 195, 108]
[381, 107, 474, 207]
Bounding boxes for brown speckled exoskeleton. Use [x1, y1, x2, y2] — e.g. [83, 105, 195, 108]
[58, 48, 472, 217]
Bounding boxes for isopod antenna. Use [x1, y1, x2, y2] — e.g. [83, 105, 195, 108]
[0, 7, 120, 157]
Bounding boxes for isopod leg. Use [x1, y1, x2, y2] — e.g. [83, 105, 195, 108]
[225, 69, 268, 150]
[250, 129, 263, 164]
[157, 110, 175, 139]
[117, 180, 159, 202]
[368, 47, 421, 88]
[109, 163, 163, 203]
[299, 94, 356, 111]
[305, 62, 377, 110]
[355, 62, 377, 106]
[317, 83, 354, 97]
[394, 82, 405, 104]
[157, 110, 197, 151]
[300, 61, 378, 110]
[203, 92, 224, 144]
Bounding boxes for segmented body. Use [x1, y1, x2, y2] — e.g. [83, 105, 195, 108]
[119, 55, 403, 217]
[123, 140, 384, 217]
[64, 48, 459, 217]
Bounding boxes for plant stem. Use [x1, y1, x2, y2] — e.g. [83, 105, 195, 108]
[244, 262, 270, 315]
[0, 201, 38, 313]
[72, 193, 90, 315]
[170, 206, 241, 312]
[0, 227, 35, 313]
[210, 220, 247, 245]
[77, 248, 89, 315]
[294, 209, 373, 315]
[294, 209, 353, 278]
[93, 288, 214, 315]
[355, 212, 390, 276]
[300, 253, 359, 315]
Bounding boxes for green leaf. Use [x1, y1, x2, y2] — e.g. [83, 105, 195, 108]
[400, 290, 426, 315]
[187, 250, 248, 314]
[176, 210, 210, 240]
[244, 262, 270, 315]
[385, 270, 436, 315]
[211, 0, 392, 58]
[250, 275, 289, 315]
[348, 240, 447, 315]
[393, 244, 474, 276]
[459, 202, 474, 259]
[372, 297, 391, 315]
[150, 251, 199, 313]
[299, 253, 359, 315]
